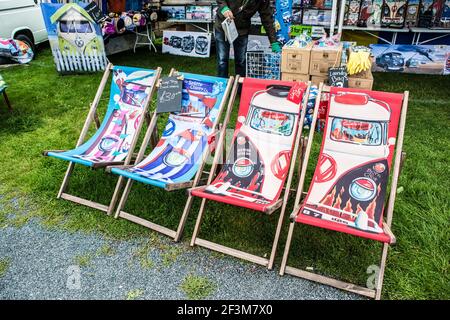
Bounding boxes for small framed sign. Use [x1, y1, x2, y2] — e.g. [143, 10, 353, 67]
[84, 1, 106, 24]
[156, 76, 183, 114]
[328, 67, 348, 88]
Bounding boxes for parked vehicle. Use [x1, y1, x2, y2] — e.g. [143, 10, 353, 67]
[0, 0, 47, 58]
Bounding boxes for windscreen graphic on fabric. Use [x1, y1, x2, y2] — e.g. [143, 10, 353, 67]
[111, 74, 228, 188]
[192, 78, 305, 211]
[47, 66, 156, 166]
[298, 88, 403, 243]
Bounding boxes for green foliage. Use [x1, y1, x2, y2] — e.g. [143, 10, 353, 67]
[180, 274, 216, 300]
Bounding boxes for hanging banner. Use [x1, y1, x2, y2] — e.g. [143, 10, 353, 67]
[41, 3, 107, 73]
[274, 0, 292, 45]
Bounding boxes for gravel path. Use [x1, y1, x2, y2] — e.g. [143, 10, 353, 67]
[0, 217, 359, 300]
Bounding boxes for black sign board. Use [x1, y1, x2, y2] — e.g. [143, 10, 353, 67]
[156, 76, 183, 114]
[328, 67, 348, 88]
[85, 1, 106, 24]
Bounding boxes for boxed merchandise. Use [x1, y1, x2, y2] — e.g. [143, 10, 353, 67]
[281, 42, 313, 74]
[281, 72, 310, 82]
[311, 75, 328, 86]
[309, 43, 343, 76]
[348, 69, 374, 89]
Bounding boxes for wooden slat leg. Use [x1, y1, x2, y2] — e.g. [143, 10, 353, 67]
[107, 175, 125, 216]
[190, 198, 207, 247]
[268, 209, 286, 270]
[279, 221, 296, 276]
[3, 92, 12, 111]
[57, 162, 75, 198]
[114, 178, 134, 219]
[375, 243, 389, 300]
[174, 195, 195, 242]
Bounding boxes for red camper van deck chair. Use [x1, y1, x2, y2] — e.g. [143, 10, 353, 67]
[280, 87, 408, 300]
[190, 77, 310, 269]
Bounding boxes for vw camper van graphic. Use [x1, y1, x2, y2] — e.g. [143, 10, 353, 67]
[301, 92, 395, 233]
[205, 85, 299, 204]
[51, 4, 103, 56]
[126, 79, 224, 183]
[73, 68, 154, 163]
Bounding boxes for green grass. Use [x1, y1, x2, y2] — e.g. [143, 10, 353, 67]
[180, 274, 216, 300]
[126, 288, 144, 300]
[73, 253, 93, 267]
[0, 258, 10, 277]
[0, 46, 449, 299]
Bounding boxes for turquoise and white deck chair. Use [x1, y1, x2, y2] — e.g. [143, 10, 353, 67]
[109, 71, 236, 241]
[44, 63, 162, 213]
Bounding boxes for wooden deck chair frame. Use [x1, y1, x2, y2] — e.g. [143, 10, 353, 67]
[188, 78, 314, 270]
[279, 86, 409, 300]
[2, 90, 12, 111]
[111, 72, 237, 241]
[44, 63, 162, 213]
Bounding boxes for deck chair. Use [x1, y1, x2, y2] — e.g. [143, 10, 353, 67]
[44, 63, 162, 212]
[0, 73, 11, 111]
[189, 77, 312, 270]
[280, 86, 409, 300]
[110, 71, 236, 241]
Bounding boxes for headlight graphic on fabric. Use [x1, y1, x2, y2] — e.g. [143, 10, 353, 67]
[349, 177, 377, 201]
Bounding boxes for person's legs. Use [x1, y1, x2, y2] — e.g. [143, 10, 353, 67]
[214, 28, 230, 78]
[233, 34, 249, 77]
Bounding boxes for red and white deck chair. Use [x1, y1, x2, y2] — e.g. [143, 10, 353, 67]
[189, 77, 311, 269]
[280, 87, 408, 299]
[44, 63, 161, 213]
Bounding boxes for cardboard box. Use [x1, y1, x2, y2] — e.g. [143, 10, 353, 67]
[311, 75, 328, 86]
[281, 43, 313, 74]
[309, 43, 343, 76]
[348, 69, 373, 90]
[281, 72, 310, 82]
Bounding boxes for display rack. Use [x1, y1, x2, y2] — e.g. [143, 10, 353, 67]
[410, 27, 450, 45]
[246, 51, 281, 80]
[337, 0, 450, 45]
[166, 18, 214, 33]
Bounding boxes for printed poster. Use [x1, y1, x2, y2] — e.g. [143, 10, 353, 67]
[41, 3, 107, 73]
[163, 31, 211, 58]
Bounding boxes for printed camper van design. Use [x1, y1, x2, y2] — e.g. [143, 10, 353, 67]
[42, 3, 107, 72]
[126, 78, 225, 184]
[205, 85, 299, 204]
[72, 68, 154, 163]
[301, 92, 395, 234]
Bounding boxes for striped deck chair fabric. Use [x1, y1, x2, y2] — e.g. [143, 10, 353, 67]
[111, 73, 230, 188]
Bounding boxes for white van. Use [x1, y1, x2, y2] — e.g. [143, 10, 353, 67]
[0, 0, 47, 57]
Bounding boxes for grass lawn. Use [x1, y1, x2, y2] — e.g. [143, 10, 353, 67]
[0, 46, 448, 299]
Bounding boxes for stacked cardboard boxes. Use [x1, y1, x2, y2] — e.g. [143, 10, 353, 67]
[309, 43, 343, 86]
[281, 42, 343, 87]
[281, 43, 313, 82]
